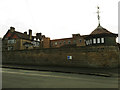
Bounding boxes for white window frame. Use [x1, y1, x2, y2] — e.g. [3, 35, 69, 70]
[86, 40, 88, 45]
[88, 40, 90, 45]
[8, 39, 16, 44]
[55, 42, 57, 45]
[93, 38, 96, 44]
[97, 38, 100, 43]
[8, 46, 13, 50]
[101, 38, 104, 43]
[90, 39, 92, 44]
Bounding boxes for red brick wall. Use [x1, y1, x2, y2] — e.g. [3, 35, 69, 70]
[51, 37, 86, 48]
[43, 37, 50, 48]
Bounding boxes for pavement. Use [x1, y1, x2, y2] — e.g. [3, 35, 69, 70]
[2, 64, 119, 77]
[2, 68, 118, 88]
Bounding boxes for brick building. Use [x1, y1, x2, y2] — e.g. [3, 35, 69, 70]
[2, 27, 50, 51]
[2, 25, 118, 50]
[50, 34, 86, 48]
[50, 25, 118, 48]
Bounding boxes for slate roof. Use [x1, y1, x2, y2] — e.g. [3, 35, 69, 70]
[90, 25, 113, 35]
[3, 30, 33, 40]
[12, 31, 30, 40]
[51, 38, 73, 41]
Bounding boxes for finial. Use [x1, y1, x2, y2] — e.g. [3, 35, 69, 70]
[97, 6, 100, 26]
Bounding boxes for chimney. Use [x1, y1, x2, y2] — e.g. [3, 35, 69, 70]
[29, 29, 32, 40]
[72, 34, 80, 38]
[10, 27, 15, 32]
[36, 33, 42, 41]
[42, 35, 45, 38]
[24, 31, 27, 35]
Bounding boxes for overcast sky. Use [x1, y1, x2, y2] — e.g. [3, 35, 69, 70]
[0, 0, 119, 40]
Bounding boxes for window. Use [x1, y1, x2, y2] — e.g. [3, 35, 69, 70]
[51, 43, 53, 46]
[86, 40, 89, 45]
[73, 40, 76, 44]
[59, 42, 61, 45]
[55, 42, 57, 45]
[79, 39, 82, 43]
[101, 38, 104, 43]
[88, 40, 90, 45]
[64, 41, 66, 44]
[97, 38, 100, 43]
[8, 46, 13, 50]
[32, 41, 40, 47]
[8, 39, 16, 44]
[90, 39, 92, 44]
[93, 38, 96, 44]
[5, 38, 8, 40]
[68, 40, 71, 44]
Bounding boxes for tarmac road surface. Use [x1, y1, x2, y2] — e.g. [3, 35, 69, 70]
[2, 68, 118, 88]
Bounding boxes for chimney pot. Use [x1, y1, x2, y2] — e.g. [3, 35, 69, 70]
[24, 31, 27, 35]
[10, 26, 15, 32]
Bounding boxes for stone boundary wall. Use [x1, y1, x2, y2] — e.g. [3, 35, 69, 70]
[2, 46, 120, 68]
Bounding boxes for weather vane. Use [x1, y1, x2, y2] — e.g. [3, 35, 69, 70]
[97, 6, 100, 26]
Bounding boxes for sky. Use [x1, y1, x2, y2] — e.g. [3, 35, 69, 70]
[0, 0, 119, 40]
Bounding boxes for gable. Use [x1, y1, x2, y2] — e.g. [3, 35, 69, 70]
[6, 32, 12, 38]
[12, 34, 18, 39]
[2, 28, 32, 41]
[2, 30, 11, 40]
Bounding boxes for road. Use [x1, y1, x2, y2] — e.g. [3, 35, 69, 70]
[2, 68, 118, 88]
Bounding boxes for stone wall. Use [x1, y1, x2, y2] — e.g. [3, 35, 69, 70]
[2, 45, 120, 68]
